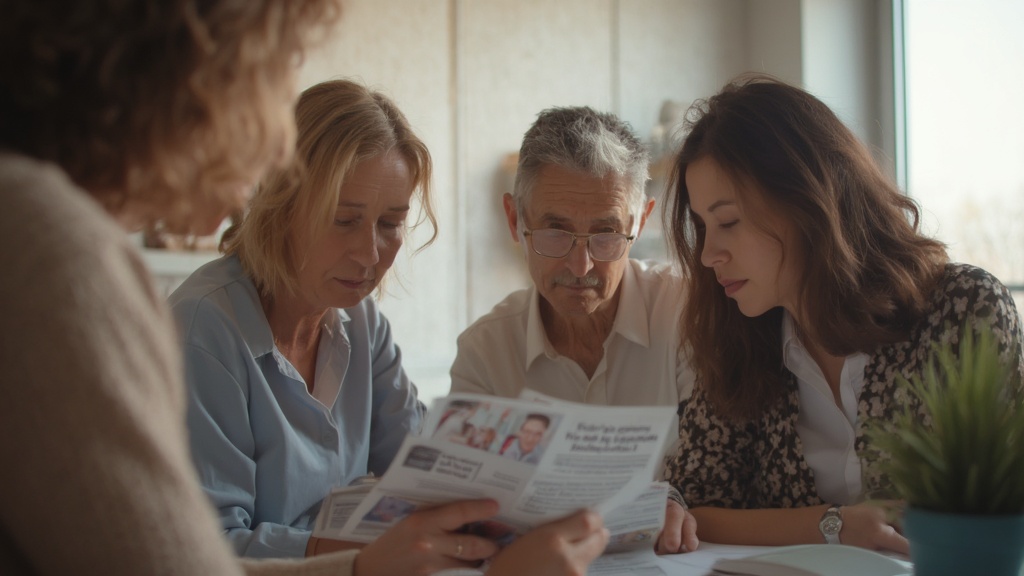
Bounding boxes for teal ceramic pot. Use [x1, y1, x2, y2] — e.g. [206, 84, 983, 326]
[904, 507, 1024, 576]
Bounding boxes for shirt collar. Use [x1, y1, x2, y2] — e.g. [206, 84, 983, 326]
[523, 260, 650, 369]
[780, 309, 870, 373]
[319, 307, 348, 342]
[228, 260, 352, 359]
[614, 261, 650, 347]
[221, 257, 276, 359]
[781, 308, 801, 368]
[524, 288, 549, 366]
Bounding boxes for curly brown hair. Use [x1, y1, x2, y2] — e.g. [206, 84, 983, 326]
[0, 0, 342, 231]
[667, 74, 948, 421]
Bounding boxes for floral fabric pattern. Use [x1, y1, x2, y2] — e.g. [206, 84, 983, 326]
[666, 263, 1024, 509]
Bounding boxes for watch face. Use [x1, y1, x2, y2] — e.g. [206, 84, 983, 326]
[821, 515, 842, 534]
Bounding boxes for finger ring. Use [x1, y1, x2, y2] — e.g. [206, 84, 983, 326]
[455, 539, 464, 558]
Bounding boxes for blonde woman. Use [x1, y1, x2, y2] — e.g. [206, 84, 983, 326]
[170, 79, 430, 559]
[0, 3, 606, 576]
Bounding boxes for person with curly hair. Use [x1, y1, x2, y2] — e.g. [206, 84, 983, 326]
[662, 74, 1023, 554]
[0, 2, 607, 575]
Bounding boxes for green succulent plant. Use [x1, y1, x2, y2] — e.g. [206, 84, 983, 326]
[869, 328, 1024, 515]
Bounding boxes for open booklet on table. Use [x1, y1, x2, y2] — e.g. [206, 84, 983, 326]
[313, 390, 678, 572]
[707, 544, 913, 576]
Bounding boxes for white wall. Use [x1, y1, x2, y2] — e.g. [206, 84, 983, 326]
[456, 0, 616, 324]
[802, 0, 886, 154]
[746, 0, 803, 85]
[744, 0, 896, 171]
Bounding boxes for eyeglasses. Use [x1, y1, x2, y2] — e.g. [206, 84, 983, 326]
[522, 228, 635, 262]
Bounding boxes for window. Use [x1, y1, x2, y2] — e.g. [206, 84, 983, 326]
[902, 0, 1024, 308]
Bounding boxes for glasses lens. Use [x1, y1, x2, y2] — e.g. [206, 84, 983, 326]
[589, 233, 628, 261]
[531, 229, 575, 258]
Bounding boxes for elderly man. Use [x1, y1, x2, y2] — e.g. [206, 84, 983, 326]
[449, 106, 697, 554]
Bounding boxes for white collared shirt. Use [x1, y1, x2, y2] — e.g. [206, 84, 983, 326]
[451, 259, 693, 407]
[782, 311, 868, 504]
[450, 260, 693, 477]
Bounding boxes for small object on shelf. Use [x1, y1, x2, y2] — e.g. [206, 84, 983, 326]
[142, 212, 239, 253]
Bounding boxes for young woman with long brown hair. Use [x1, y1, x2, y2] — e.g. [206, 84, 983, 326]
[664, 74, 1023, 553]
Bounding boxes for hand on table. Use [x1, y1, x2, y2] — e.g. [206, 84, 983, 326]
[656, 499, 699, 554]
[836, 501, 908, 555]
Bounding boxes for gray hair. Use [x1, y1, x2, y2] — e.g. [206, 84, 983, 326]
[512, 106, 650, 232]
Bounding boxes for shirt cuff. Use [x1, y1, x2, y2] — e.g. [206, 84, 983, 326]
[666, 485, 688, 510]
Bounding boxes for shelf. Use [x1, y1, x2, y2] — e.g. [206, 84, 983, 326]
[140, 248, 220, 277]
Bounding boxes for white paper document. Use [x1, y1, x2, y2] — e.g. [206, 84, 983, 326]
[313, 391, 676, 568]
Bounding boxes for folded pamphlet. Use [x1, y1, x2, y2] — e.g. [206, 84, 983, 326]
[313, 391, 678, 575]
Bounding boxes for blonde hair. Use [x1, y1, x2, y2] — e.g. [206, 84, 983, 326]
[0, 0, 342, 231]
[225, 79, 438, 298]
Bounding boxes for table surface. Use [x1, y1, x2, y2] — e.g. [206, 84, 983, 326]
[442, 541, 1022, 576]
[592, 542, 915, 576]
[654, 543, 776, 574]
[648, 544, 1024, 576]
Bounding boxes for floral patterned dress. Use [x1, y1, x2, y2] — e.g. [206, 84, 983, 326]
[665, 263, 1024, 509]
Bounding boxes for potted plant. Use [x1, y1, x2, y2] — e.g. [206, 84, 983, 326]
[869, 328, 1024, 576]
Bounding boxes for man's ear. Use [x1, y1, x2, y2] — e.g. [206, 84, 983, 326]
[636, 197, 656, 237]
[502, 193, 520, 243]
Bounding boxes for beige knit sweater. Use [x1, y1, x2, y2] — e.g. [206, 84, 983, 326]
[0, 153, 356, 576]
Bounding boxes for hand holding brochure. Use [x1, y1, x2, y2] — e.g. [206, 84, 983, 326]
[314, 392, 676, 548]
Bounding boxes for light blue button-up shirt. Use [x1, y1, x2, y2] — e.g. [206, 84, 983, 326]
[168, 255, 424, 559]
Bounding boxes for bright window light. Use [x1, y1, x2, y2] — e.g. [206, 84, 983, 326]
[904, 0, 1024, 307]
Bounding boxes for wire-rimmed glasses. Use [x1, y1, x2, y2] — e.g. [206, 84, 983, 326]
[522, 228, 635, 262]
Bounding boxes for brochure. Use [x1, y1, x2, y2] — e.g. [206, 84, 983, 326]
[313, 391, 677, 569]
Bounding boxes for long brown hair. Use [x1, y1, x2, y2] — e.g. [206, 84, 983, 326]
[0, 0, 342, 231]
[667, 74, 948, 420]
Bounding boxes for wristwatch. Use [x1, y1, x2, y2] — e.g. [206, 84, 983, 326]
[819, 505, 843, 544]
